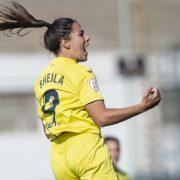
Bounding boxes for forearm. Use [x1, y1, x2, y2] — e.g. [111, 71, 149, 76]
[86, 87, 161, 127]
[99, 103, 145, 127]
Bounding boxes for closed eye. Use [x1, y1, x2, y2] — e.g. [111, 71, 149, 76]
[79, 30, 84, 37]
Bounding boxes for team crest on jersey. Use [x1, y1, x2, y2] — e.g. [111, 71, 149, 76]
[89, 78, 99, 92]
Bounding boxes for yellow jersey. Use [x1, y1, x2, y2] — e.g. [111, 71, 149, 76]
[34, 57, 104, 140]
[114, 165, 130, 180]
[117, 172, 129, 180]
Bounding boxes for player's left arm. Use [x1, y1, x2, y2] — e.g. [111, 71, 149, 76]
[85, 87, 161, 127]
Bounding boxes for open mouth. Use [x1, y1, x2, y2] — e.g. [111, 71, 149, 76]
[83, 42, 89, 55]
[83, 47, 88, 55]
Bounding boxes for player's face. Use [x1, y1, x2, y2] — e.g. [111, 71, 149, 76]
[68, 22, 90, 62]
[106, 140, 120, 164]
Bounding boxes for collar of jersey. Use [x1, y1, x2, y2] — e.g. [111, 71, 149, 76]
[53, 56, 78, 64]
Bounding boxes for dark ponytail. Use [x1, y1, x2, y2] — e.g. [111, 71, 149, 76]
[0, 1, 76, 55]
[0, 1, 50, 36]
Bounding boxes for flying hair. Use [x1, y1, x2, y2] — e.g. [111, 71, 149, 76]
[0, 1, 50, 36]
[0, 1, 76, 55]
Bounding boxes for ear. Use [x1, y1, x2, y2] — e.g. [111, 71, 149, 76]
[61, 38, 70, 49]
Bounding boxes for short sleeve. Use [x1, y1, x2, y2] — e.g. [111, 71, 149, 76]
[79, 70, 104, 106]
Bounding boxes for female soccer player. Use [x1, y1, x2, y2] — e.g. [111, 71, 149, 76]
[0, 2, 161, 180]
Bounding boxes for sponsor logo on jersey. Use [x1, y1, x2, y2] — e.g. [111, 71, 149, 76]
[87, 69, 93, 73]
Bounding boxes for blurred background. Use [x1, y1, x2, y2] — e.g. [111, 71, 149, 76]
[0, 0, 180, 179]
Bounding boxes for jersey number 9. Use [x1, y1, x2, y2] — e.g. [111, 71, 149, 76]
[41, 90, 59, 126]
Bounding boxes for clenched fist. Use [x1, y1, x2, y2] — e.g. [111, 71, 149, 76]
[141, 86, 161, 111]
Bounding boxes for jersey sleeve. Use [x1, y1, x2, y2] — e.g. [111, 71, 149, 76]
[79, 70, 104, 106]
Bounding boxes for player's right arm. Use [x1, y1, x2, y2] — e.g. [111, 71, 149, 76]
[85, 87, 161, 127]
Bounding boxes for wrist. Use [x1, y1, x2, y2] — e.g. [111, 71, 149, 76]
[138, 102, 147, 113]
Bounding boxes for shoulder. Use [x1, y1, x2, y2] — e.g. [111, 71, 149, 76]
[76, 63, 89, 71]
[76, 63, 94, 76]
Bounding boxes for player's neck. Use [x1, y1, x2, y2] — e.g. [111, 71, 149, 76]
[58, 51, 76, 61]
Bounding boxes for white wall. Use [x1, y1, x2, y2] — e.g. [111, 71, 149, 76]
[0, 51, 145, 179]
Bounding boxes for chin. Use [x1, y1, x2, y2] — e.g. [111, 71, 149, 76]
[78, 56, 88, 62]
